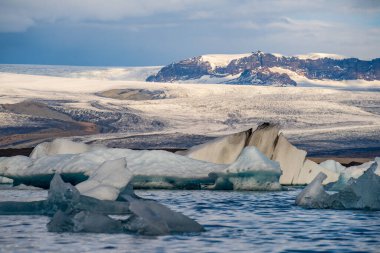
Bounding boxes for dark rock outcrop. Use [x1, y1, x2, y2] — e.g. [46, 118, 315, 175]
[227, 68, 296, 86]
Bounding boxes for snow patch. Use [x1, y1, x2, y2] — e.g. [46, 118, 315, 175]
[295, 53, 347, 60]
[200, 54, 251, 69]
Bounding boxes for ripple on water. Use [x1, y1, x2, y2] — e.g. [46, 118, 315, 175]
[0, 188, 379, 252]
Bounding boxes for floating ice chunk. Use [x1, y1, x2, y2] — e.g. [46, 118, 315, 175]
[0, 174, 130, 216]
[122, 195, 204, 235]
[294, 159, 339, 185]
[47, 173, 82, 213]
[225, 147, 281, 174]
[46, 174, 130, 216]
[176, 129, 252, 164]
[296, 163, 380, 210]
[76, 158, 132, 201]
[330, 160, 379, 190]
[47, 210, 124, 233]
[295, 172, 330, 208]
[246, 123, 279, 158]
[272, 134, 307, 185]
[209, 147, 282, 190]
[319, 160, 346, 174]
[0, 176, 12, 184]
[0, 158, 11, 184]
[46, 174, 203, 235]
[330, 162, 380, 210]
[30, 139, 105, 159]
[0, 155, 32, 178]
[48, 198, 204, 235]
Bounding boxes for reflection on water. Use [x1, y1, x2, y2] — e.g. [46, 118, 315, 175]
[0, 187, 379, 252]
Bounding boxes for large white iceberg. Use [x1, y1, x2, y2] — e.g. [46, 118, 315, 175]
[0, 148, 227, 189]
[0, 137, 290, 190]
[176, 123, 339, 186]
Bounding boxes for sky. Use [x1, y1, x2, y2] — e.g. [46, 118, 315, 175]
[0, 0, 379, 66]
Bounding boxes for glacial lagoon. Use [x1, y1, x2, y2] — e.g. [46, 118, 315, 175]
[1, 186, 379, 253]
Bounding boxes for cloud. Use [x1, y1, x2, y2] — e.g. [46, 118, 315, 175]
[0, 0, 379, 64]
[0, 0, 214, 32]
[267, 17, 333, 32]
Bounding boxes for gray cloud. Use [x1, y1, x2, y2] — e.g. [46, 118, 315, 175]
[0, 0, 379, 65]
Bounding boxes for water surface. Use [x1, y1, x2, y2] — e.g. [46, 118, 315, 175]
[0, 187, 379, 252]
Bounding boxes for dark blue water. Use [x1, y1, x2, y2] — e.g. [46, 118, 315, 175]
[0, 187, 379, 252]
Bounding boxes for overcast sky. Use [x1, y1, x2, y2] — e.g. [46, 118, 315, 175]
[0, 0, 379, 66]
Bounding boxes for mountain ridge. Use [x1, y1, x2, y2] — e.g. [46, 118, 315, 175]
[146, 51, 380, 86]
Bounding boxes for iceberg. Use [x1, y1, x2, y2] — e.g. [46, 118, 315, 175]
[0, 148, 226, 189]
[330, 159, 380, 191]
[176, 128, 252, 164]
[30, 139, 106, 159]
[2, 126, 340, 189]
[1, 173, 204, 235]
[48, 174, 204, 234]
[319, 160, 346, 174]
[121, 195, 204, 235]
[0, 174, 131, 216]
[296, 162, 380, 210]
[176, 123, 338, 186]
[246, 123, 279, 158]
[0, 176, 12, 184]
[176, 123, 279, 164]
[209, 147, 282, 190]
[75, 158, 133, 200]
[294, 159, 339, 185]
[272, 134, 307, 185]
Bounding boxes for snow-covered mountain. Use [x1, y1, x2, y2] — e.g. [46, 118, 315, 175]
[146, 51, 380, 86]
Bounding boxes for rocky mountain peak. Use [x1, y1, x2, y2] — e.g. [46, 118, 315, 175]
[147, 51, 380, 86]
